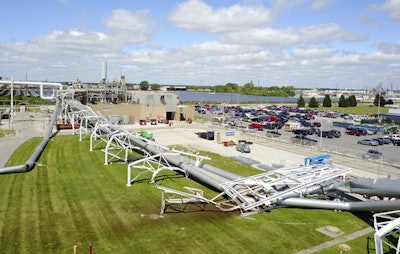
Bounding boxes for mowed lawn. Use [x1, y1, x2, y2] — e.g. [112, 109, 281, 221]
[0, 135, 376, 253]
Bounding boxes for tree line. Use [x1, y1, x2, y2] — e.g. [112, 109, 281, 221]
[135, 81, 296, 97]
[297, 94, 358, 108]
[297, 93, 395, 109]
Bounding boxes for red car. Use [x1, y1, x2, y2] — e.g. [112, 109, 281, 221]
[249, 123, 263, 129]
[345, 130, 362, 136]
[312, 122, 321, 127]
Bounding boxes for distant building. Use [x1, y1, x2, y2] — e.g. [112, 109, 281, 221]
[380, 108, 400, 124]
[89, 90, 194, 124]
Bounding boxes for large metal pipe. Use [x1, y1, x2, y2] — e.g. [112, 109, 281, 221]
[0, 97, 60, 174]
[333, 178, 400, 198]
[199, 163, 240, 181]
[0, 80, 62, 100]
[277, 198, 400, 212]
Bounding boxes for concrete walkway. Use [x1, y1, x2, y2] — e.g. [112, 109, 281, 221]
[295, 227, 375, 254]
[0, 111, 48, 167]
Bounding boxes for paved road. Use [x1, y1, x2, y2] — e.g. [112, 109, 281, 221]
[0, 111, 50, 167]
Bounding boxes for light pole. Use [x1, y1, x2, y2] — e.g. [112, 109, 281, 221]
[378, 82, 382, 123]
[10, 78, 14, 132]
[319, 123, 323, 150]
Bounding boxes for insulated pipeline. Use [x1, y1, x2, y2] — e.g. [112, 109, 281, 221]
[0, 97, 60, 174]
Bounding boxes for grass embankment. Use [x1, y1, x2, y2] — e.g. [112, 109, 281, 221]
[319, 103, 389, 116]
[0, 135, 379, 253]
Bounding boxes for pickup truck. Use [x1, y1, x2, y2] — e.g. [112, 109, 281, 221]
[236, 141, 251, 153]
[391, 134, 400, 146]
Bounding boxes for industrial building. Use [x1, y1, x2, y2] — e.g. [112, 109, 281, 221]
[380, 108, 400, 124]
[89, 91, 194, 124]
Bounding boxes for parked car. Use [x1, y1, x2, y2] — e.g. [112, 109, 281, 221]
[293, 135, 318, 144]
[376, 137, 392, 144]
[312, 121, 321, 127]
[366, 149, 382, 159]
[371, 138, 384, 145]
[266, 130, 281, 137]
[315, 130, 334, 138]
[364, 129, 374, 135]
[367, 149, 382, 156]
[293, 128, 313, 135]
[236, 142, 251, 153]
[390, 134, 400, 145]
[357, 139, 379, 146]
[329, 129, 341, 138]
[345, 130, 362, 136]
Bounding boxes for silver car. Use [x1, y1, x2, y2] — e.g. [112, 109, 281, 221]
[357, 139, 379, 146]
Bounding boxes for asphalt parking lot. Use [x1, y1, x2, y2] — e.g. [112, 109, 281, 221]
[202, 110, 400, 168]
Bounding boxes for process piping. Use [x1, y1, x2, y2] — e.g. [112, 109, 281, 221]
[1, 92, 400, 216]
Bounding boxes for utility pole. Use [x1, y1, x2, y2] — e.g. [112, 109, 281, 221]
[10, 78, 14, 132]
[200, 80, 203, 105]
[378, 82, 382, 122]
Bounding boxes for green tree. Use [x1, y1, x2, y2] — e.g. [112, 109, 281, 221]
[139, 80, 149, 91]
[214, 85, 226, 93]
[297, 94, 305, 107]
[338, 95, 348, 107]
[308, 96, 319, 108]
[242, 82, 255, 93]
[373, 94, 386, 107]
[282, 85, 296, 97]
[322, 94, 332, 107]
[348, 95, 357, 107]
[150, 83, 160, 91]
[225, 83, 239, 93]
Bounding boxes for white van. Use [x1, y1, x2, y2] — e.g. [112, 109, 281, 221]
[390, 134, 400, 140]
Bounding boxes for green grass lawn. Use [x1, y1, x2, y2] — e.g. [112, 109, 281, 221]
[318, 103, 389, 116]
[0, 135, 377, 253]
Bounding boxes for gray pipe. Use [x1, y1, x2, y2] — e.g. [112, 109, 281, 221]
[276, 198, 400, 212]
[0, 97, 60, 174]
[333, 178, 400, 198]
[200, 163, 240, 181]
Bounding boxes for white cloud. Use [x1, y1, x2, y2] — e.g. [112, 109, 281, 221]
[298, 23, 341, 43]
[103, 9, 152, 44]
[292, 47, 333, 58]
[224, 23, 359, 46]
[269, 0, 305, 12]
[225, 27, 299, 45]
[310, 0, 336, 11]
[169, 0, 272, 33]
[380, 0, 400, 21]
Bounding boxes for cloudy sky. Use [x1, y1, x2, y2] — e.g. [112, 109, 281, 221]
[1, 0, 399, 89]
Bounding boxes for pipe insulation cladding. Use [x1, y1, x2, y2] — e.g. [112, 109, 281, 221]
[0, 97, 61, 174]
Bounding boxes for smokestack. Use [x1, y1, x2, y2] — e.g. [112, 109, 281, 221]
[101, 62, 107, 82]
